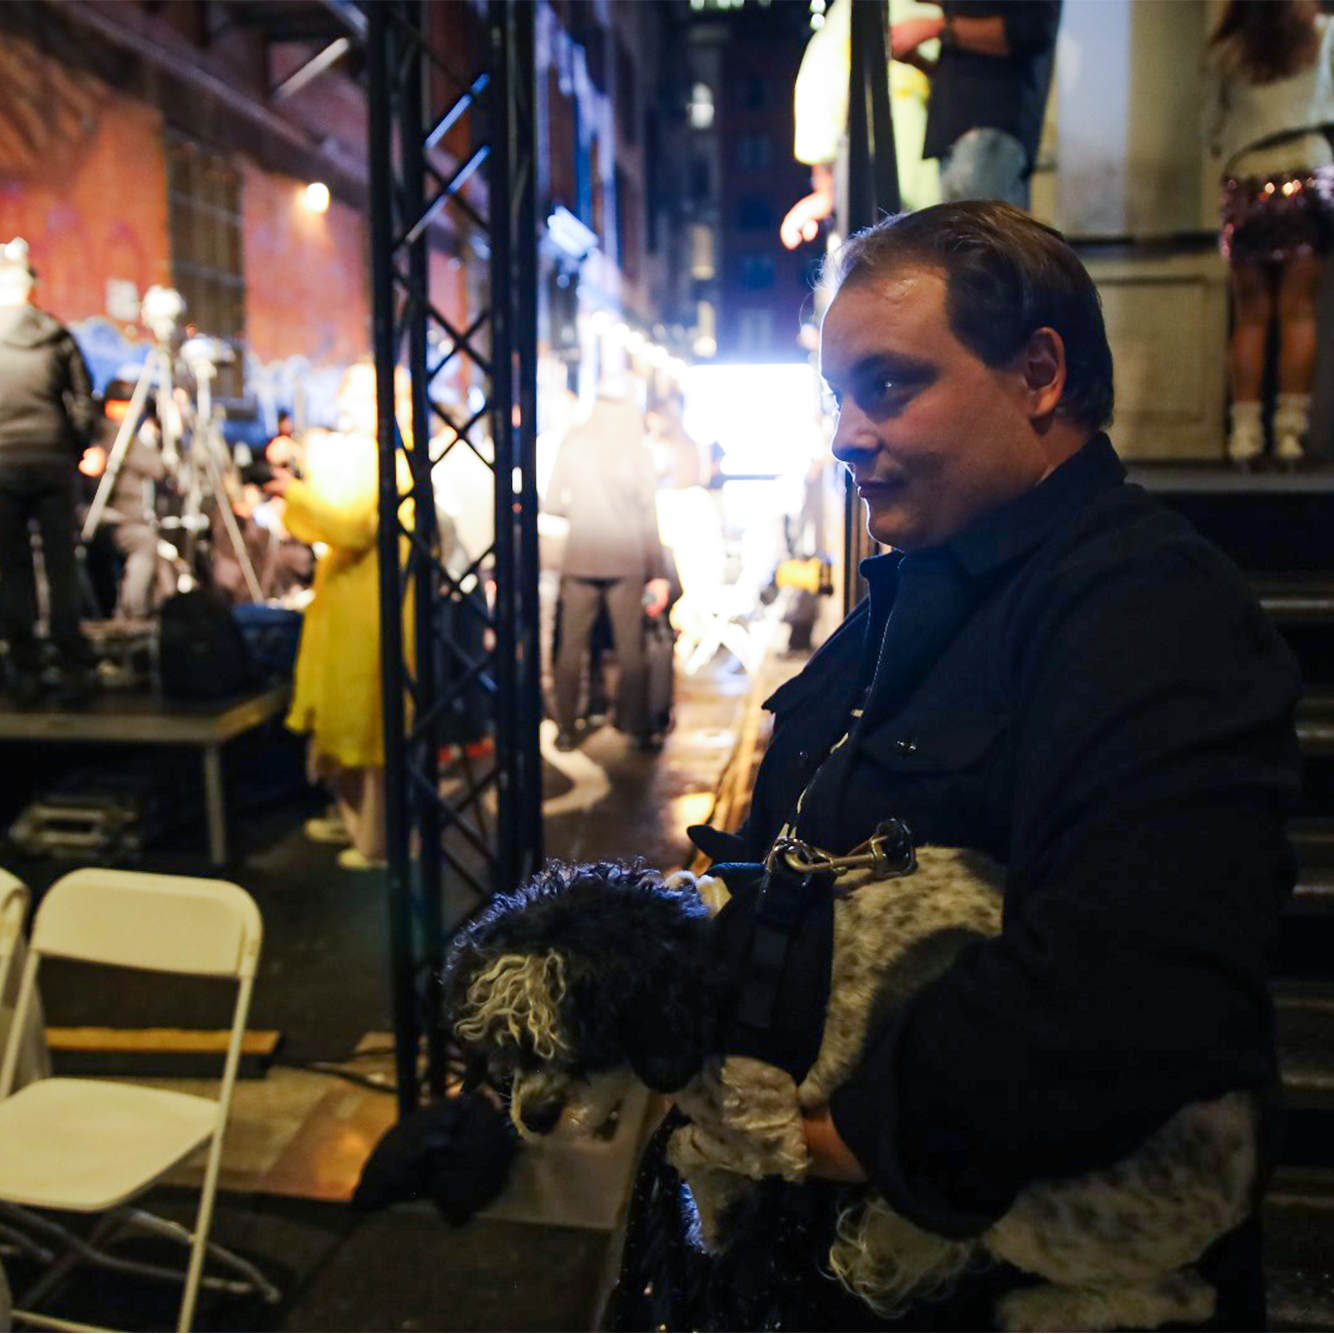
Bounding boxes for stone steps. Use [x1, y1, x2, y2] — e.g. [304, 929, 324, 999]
[1265, 1167, 1334, 1330]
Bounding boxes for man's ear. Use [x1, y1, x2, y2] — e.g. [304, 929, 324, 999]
[1021, 326, 1067, 424]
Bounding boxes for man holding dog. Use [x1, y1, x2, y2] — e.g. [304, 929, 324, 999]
[617, 201, 1302, 1329]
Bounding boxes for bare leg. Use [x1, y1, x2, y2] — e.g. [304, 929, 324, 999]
[1272, 251, 1325, 462]
[331, 766, 387, 860]
[1227, 262, 1273, 462]
[1275, 250, 1325, 395]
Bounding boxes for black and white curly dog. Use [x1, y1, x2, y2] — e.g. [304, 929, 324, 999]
[442, 854, 1256, 1332]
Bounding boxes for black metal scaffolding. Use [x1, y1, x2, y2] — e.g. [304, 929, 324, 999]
[367, 0, 543, 1116]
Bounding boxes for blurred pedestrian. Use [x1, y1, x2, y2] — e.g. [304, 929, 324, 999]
[891, 2, 1060, 209]
[1207, 0, 1334, 465]
[0, 239, 97, 707]
[543, 389, 669, 752]
[269, 364, 410, 871]
[781, 0, 941, 250]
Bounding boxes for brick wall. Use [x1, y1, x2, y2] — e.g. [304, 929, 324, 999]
[0, 32, 169, 326]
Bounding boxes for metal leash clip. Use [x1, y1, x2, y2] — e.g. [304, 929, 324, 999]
[765, 818, 916, 881]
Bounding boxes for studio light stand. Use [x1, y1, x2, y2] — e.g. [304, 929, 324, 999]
[81, 286, 262, 604]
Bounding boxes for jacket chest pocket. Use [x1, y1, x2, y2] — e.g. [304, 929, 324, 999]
[857, 713, 1011, 853]
[866, 715, 1006, 774]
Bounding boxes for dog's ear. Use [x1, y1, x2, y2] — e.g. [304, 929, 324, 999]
[618, 983, 706, 1093]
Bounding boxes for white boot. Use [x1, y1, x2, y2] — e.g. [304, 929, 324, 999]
[1227, 400, 1264, 465]
[1273, 393, 1310, 465]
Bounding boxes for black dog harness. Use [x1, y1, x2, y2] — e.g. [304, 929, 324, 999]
[712, 819, 917, 1084]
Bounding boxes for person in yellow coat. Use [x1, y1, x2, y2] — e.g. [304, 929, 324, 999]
[266, 364, 411, 871]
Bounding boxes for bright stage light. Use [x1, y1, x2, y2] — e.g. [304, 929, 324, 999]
[304, 182, 331, 213]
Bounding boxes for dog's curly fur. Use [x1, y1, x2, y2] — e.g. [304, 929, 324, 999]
[443, 854, 1256, 1332]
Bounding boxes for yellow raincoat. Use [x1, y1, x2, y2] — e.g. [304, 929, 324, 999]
[283, 431, 411, 770]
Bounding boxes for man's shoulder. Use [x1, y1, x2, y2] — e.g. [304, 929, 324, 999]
[1036, 476, 1248, 598]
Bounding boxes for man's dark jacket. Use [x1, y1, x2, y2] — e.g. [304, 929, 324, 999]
[0, 304, 95, 471]
[695, 434, 1303, 1327]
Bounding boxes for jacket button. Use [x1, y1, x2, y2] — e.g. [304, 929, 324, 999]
[894, 738, 918, 754]
[797, 749, 810, 766]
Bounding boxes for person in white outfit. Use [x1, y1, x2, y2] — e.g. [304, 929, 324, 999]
[1207, 0, 1334, 466]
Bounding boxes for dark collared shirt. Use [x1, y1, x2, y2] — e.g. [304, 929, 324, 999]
[712, 433, 1301, 1324]
[923, 1, 1061, 169]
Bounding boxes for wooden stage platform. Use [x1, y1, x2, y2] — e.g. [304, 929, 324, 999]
[0, 683, 288, 865]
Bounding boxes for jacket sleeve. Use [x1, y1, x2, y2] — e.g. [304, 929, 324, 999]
[793, 0, 851, 165]
[641, 454, 668, 582]
[995, 0, 1060, 56]
[829, 549, 1302, 1236]
[282, 477, 379, 553]
[542, 438, 574, 518]
[61, 334, 96, 446]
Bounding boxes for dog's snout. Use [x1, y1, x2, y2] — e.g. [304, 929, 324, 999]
[519, 1099, 564, 1135]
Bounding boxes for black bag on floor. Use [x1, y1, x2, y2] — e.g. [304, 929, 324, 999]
[158, 589, 262, 701]
[644, 613, 675, 737]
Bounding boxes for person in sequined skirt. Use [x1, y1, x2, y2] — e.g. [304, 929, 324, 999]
[1206, 0, 1334, 466]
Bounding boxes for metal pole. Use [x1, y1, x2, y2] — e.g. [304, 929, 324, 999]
[489, 0, 543, 891]
[843, 0, 901, 615]
[368, 0, 421, 1118]
[402, 0, 448, 1103]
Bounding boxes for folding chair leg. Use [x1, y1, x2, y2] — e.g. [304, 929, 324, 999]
[0, 1201, 279, 1326]
[12, 1212, 119, 1310]
[121, 1208, 280, 1303]
[0, 1217, 55, 1265]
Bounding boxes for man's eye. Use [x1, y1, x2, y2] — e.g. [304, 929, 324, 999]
[859, 380, 913, 414]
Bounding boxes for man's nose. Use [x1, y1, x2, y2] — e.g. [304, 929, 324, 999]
[830, 404, 879, 465]
[520, 1098, 563, 1135]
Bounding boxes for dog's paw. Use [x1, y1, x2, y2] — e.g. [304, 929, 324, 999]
[663, 869, 730, 916]
[995, 1274, 1216, 1332]
[717, 1056, 808, 1181]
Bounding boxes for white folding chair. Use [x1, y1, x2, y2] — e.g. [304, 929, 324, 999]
[0, 869, 276, 1332]
[0, 872, 26, 1006]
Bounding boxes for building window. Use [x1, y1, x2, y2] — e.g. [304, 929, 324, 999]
[737, 133, 771, 170]
[165, 132, 245, 396]
[736, 193, 774, 231]
[739, 253, 775, 290]
[690, 224, 716, 280]
[616, 37, 638, 144]
[689, 82, 715, 130]
[691, 157, 711, 202]
[737, 307, 774, 352]
[741, 77, 769, 110]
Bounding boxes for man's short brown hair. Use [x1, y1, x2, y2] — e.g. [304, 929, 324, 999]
[825, 202, 1115, 431]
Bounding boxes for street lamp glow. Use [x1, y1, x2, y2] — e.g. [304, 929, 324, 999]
[304, 182, 331, 213]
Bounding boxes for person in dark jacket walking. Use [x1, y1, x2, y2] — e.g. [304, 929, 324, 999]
[0, 239, 97, 706]
[543, 390, 670, 751]
[611, 202, 1302, 1331]
[892, 1, 1061, 209]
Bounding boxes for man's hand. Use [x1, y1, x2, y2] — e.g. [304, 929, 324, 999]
[890, 12, 945, 59]
[779, 164, 835, 250]
[644, 577, 671, 618]
[802, 1105, 869, 1182]
[79, 444, 107, 478]
[263, 465, 294, 498]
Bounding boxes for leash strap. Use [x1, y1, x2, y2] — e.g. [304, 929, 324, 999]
[736, 819, 918, 1037]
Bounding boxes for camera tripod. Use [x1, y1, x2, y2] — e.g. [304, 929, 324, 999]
[81, 292, 262, 605]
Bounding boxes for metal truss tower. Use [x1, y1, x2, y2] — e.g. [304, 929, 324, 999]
[367, 0, 543, 1116]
